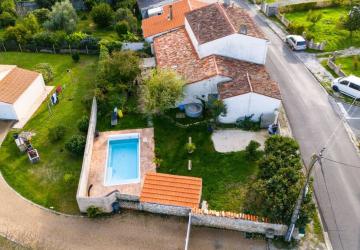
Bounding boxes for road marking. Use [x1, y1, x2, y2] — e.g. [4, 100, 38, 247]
[336, 102, 360, 120]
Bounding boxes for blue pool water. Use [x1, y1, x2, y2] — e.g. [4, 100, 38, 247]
[105, 137, 140, 185]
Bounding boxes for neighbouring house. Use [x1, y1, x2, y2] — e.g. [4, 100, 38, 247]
[0, 65, 52, 128]
[185, 3, 269, 65]
[137, 0, 174, 19]
[154, 27, 281, 123]
[142, 0, 208, 43]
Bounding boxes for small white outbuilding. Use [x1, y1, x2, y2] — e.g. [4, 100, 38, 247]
[0, 65, 50, 128]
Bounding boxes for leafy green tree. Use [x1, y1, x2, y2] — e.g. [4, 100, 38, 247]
[113, 0, 136, 9]
[244, 136, 315, 228]
[84, 0, 99, 11]
[35, 63, 54, 83]
[44, 0, 78, 33]
[0, 12, 16, 28]
[90, 3, 114, 28]
[32, 8, 51, 24]
[36, 0, 57, 9]
[0, 0, 16, 16]
[343, 6, 360, 38]
[245, 140, 261, 161]
[114, 8, 137, 32]
[3, 13, 39, 44]
[140, 69, 185, 114]
[65, 134, 86, 155]
[115, 20, 130, 37]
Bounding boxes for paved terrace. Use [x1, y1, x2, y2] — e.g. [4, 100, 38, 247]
[88, 128, 156, 198]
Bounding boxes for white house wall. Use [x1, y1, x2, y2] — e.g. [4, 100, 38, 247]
[13, 75, 46, 122]
[0, 102, 17, 120]
[219, 92, 281, 124]
[185, 19, 200, 55]
[180, 75, 231, 105]
[0, 69, 13, 81]
[197, 34, 268, 65]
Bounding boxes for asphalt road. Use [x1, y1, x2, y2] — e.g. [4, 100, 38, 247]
[238, 2, 360, 249]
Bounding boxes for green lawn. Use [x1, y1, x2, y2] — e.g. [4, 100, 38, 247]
[0, 236, 27, 250]
[153, 116, 258, 212]
[285, 7, 360, 51]
[333, 56, 360, 77]
[0, 52, 97, 214]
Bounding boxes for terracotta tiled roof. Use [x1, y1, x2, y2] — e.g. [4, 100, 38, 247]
[0, 66, 40, 104]
[154, 28, 281, 100]
[154, 28, 218, 84]
[185, 3, 265, 44]
[140, 172, 202, 208]
[142, 0, 208, 38]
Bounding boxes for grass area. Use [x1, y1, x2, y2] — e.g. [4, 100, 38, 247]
[154, 116, 259, 212]
[285, 7, 360, 51]
[332, 56, 360, 76]
[312, 213, 325, 243]
[0, 52, 97, 214]
[77, 14, 118, 41]
[0, 236, 27, 250]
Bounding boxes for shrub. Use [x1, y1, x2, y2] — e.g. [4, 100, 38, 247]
[115, 20, 130, 37]
[77, 115, 89, 133]
[90, 3, 114, 28]
[353, 55, 359, 70]
[87, 206, 103, 218]
[236, 115, 260, 131]
[280, 2, 317, 13]
[185, 142, 196, 154]
[4, 24, 31, 44]
[288, 22, 306, 35]
[0, 12, 16, 28]
[65, 134, 86, 155]
[114, 8, 137, 32]
[307, 10, 322, 24]
[44, 0, 78, 33]
[84, 0, 99, 11]
[32, 8, 50, 24]
[35, 63, 54, 83]
[245, 140, 261, 161]
[63, 173, 74, 183]
[72, 52, 80, 63]
[48, 125, 66, 142]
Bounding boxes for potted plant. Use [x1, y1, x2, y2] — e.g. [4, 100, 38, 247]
[185, 137, 196, 154]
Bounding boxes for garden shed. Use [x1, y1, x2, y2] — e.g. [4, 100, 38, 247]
[0, 65, 50, 128]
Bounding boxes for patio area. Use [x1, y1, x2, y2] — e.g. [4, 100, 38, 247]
[87, 128, 156, 198]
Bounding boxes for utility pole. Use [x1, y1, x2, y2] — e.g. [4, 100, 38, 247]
[284, 148, 324, 242]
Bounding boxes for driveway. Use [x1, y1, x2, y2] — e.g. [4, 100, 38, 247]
[0, 120, 13, 146]
[236, 1, 360, 249]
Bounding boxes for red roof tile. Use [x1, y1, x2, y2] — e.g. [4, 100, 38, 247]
[140, 172, 202, 208]
[142, 0, 208, 38]
[185, 3, 265, 44]
[0, 67, 40, 104]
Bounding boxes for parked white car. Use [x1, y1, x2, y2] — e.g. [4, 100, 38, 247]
[285, 35, 307, 51]
[332, 75, 360, 99]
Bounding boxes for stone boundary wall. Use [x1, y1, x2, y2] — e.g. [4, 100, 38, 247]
[327, 57, 347, 77]
[76, 97, 97, 212]
[191, 209, 288, 236]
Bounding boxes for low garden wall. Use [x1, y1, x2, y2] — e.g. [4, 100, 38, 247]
[191, 208, 288, 236]
[327, 57, 347, 77]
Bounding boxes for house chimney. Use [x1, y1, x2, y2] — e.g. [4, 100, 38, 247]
[168, 5, 173, 20]
[239, 24, 247, 35]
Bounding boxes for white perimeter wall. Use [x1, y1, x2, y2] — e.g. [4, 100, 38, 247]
[12, 75, 46, 122]
[0, 102, 17, 120]
[219, 92, 281, 123]
[179, 75, 231, 105]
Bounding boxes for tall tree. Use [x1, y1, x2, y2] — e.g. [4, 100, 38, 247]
[43, 0, 78, 33]
[343, 6, 360, 38]
[140, 69, 185, 114]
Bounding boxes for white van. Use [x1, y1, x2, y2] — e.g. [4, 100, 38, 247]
[332, 75, 360, 99]
[285, 35, 307, 51]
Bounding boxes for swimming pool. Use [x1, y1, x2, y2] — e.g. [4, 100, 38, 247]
[104, 133, 140, 186]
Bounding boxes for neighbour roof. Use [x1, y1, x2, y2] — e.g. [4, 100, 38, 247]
[0, 66, 40, 104]
[140, 172, 202, 208]
[185, 3, 265, 44]
[154, 28, 281, 100]
[142, 0, 207, 38]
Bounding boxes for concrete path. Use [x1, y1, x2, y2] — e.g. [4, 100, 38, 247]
[211, 129, 268, 152]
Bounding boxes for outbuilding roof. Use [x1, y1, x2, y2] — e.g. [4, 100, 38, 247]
[142, 0, 207, 38]
[185, 3, 265, 44]
[154, 28, 281, 100]
[0, 66, 40, 104]
[140, 172, 202, 208]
